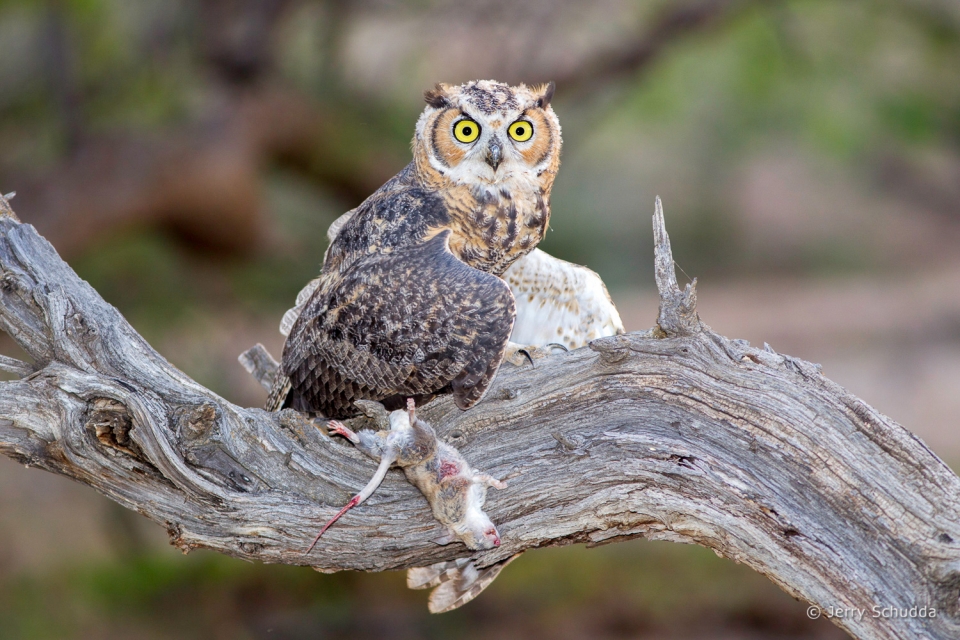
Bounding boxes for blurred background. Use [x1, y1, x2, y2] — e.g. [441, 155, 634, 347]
[0, 0, 958, 637]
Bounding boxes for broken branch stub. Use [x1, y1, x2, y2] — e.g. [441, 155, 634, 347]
[0, 201, 959, 638]
[652, 196, 701, 338]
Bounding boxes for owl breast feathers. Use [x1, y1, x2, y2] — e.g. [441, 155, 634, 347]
[268, 80, 622, 418]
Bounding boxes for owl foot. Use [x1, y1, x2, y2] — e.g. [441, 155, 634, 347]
[503, 341, 569, 367]
[503, 342, 537, 367]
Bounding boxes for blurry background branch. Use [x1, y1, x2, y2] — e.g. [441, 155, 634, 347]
[8, 0, 404, 257]
[7, 85, 403, 256]
[556, 0, 750, 99]
[3, 199, 960, 639]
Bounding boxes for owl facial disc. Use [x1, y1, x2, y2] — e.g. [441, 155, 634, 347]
[414, 80, 561, 190]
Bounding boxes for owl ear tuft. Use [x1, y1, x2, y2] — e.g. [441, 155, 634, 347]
[424, 84, 452, 109]
[534, 82, 556, 109]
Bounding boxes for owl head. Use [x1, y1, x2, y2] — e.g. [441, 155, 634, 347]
[413, 80, 561, 194]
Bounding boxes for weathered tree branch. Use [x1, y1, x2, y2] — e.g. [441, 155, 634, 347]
[1, 193, 959, 638]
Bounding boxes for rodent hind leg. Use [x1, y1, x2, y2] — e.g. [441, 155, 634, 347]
[406, 397, 417, 423]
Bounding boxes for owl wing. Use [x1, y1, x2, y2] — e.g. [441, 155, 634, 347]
[280, 230, 516, 416]
[503, 248, 624, 349]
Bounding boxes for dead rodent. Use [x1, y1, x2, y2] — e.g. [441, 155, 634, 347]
[306, 398, 506, 554]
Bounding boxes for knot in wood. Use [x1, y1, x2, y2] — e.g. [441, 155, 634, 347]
[66, 311, 96, 340]
[86, 397, 141, 457]
[354, 399, 391, 430]
[932, 566, 960, 619]
[588, 334, 632, 364]
[495, 387, 519, 400]
[1, 271, 23, 294]
[165, 522, 195, 554]
[178, 403, 219, 441]
[553, 431, 590, 456]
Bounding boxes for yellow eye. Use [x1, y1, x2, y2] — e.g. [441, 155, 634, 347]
[453, 119, 481, 143]
[508, 120, 533, 142]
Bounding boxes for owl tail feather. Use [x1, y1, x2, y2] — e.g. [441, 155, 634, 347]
[264, 372, 291, 412]
[407, 553, 522, 613]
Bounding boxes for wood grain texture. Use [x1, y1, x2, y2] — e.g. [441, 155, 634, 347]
[1, 194, 959, 639]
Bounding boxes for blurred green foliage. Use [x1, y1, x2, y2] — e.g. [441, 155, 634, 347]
[0, 539, 836, 639]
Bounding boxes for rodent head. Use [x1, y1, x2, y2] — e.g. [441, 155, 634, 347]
[453, 509, 501, 550]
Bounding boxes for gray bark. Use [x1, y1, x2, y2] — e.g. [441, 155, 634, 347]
[1, 193, 959, 639]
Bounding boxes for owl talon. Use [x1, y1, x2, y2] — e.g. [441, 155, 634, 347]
[503, 342, 538, 367]
[517, 348, 535, 367]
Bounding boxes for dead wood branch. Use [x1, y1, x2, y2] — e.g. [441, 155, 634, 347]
[1, 193, 959, 638]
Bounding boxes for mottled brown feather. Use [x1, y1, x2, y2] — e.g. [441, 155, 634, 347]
[281, 230, 515, 418]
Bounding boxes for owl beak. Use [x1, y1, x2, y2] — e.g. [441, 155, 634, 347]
[485, 139, 503, 171]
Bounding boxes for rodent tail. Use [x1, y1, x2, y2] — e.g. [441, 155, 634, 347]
[304, 450, 396, 554]
[304, 495, 360, 555]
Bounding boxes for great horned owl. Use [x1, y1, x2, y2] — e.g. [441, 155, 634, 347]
[268, 80, 622, 418]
